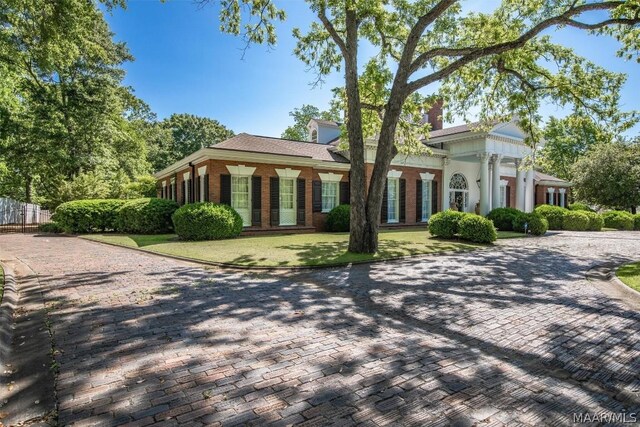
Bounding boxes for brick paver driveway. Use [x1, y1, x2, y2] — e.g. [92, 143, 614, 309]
[1, 232, 639, 426]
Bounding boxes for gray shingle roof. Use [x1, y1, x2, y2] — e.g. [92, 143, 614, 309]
[428, 122, 483, 138]
[211, 133, 349, 163]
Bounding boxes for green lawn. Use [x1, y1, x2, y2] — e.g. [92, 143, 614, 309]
[616, 261, 640, 292]
[81, 229, 522, 267]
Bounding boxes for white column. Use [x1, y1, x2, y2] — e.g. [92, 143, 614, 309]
[559, 188, 566, 208]
[525, 168, 534, 212]
[479, 153, 490, 216]
[491, 155, 502, 211]
[442, 157, 450, 211]
[515, 159, 526, 211]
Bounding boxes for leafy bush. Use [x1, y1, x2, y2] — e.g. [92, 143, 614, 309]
[602, 211, 634, 230]
[117, 198, 179, 234]
[562, 211, 590, 231]
[534, 205, 567, 230]
[325, 204, 350, 232]
[568, 202, 594, 212]
[428, 210, 467, 238]
[583, 211, 604, 231]
[38, 222, 65, 233]
[486, 207, 521, 231]
[172, 203, 243, 241]
[52, 199, 127, 233]
[512, 212, 548, 236]
[634, 214, 640, 231]
[458, 214, 497, 243]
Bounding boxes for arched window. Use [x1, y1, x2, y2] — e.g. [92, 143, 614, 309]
[311, 129, 318, 143]
[449, 173, 469, 211]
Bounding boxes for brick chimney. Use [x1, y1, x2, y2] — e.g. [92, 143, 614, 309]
[422, 99, 443, 131]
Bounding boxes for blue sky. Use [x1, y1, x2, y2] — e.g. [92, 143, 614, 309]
[105, 1, 640, 137]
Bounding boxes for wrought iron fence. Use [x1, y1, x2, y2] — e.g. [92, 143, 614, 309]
[0, 202, 52, 233]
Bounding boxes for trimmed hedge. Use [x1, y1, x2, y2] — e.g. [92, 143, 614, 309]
[635, 214, 640, 231]
[458, 214, 497, 243]
[325, 204, 350, 232]
[512, 212, 548, 236]
[172, 203, 243, 241]
[568, 203, 595, 212]
[534, 205, 567, 230]
[52, 199, 127, 233]
[428, 210, 467, 238]
[583, 211, 604, 231]
[562, 211, 590, 231]
[486, 207, 520, 231]
[38, 222, 65, 233]
[602, 211, 634, 230]
[117, 198, 179, 234]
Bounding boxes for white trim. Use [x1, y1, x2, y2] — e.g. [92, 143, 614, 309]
[170, 177, 175, 184]
[387, 177, 400, 223]
[420, 172, 435, 181]
[275, 168, 302, 179]
[387, 169, 403, 179]
[198, 165, 207, 176]
[161, 181, 167, 188]
[499, 179, 509, 187]
[226, 164, 256, 176]
[558, 188, 566, 194]
[547, 187, 555, 193]
[318, 172, 343, 182]
[183, 171, 190, 180]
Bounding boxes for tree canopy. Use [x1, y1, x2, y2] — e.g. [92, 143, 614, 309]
[281, 104, 341, 140]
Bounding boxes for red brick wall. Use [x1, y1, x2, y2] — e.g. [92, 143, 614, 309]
[500, 176, 516, 208]
[311, 170, 349, 231]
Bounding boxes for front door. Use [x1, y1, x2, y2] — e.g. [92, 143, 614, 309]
[279, 178, 296, 225]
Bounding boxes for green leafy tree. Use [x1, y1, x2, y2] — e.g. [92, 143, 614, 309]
[282, 104, 341, 140]
[208, 0, 640, 253]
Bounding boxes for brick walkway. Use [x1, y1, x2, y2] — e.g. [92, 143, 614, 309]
[1, 232, 639, 426]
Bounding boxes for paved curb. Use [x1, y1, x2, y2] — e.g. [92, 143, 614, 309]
[586, 260, 640, 311]
[0, 262, 18, 379]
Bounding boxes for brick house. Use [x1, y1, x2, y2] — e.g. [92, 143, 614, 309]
[154, 105, 571, 233]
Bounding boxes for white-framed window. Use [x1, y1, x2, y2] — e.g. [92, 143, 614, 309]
[198, 166, 207, 202]
[500, 186, 506, 208]
[547, 188, 555, 205]
[421, 182, 431, 222]
[387, 178, 399, 223]
[449, 173, 469, 212]
[231, 175, 251, 226]
[311, 129, 318, 143]
[279, 178, 296, 225]
[322, 182, 339, 213]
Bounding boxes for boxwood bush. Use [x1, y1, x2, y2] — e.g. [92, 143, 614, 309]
[458, 214, 497, 243]
[172, 202, 243, 241]
[428, 210, 467, 238]
[634, 214, 640, 231]
[325, 204, 350, 232]
[533, 205, 567, 230]
[512, 212, 548, 236]
[562, 211, 590, 231]
[52, 199, 127, 233]
[602, 211, 634, 230]
[117, 198, 179, 234]
[486, 207, 521, 231]
[568, 202, 595, 212]
[583, 211, 604, 231]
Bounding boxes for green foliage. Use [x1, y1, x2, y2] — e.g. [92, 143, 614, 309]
[486, 207, 521, 231]
[583, 211, 604, 231]
[572, 142, 640, 211]
[534, 205, 567, 230]
[121, 176, 158, 199]
[38, 222, 65, 234]
[562, 211, 590, 231]
[117, 198, 179, 234]
[634, 214, 640, 231]
[568, 203, 595, 212]
[458, 214, 497, 243]
[281, 104, 341, 141]
[428, 210, 467, 239]
[512, 212, 548, 236]
[325, 204, 350, 232]
[52, 199, 127, 233]
[602, 210, 634, 230]
[172, 203, 243, 241]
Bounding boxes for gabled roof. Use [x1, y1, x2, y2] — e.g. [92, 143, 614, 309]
[428, 122, 482, 138]
[535, 171, 571, 186]
[309, 119, 341, 128]
[212, 133, 349, 163]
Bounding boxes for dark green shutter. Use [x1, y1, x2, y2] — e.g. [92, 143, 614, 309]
[416, 180, 422, 222]
[399, 178, 406, 223]
[432, 181, 438, 214]
[220, 175, 231, 205]
[381, 179, 388, 224]
[312, 181, 322, 212]
[195, 178, 200, 202]
[297, 178, 305, 225]
[506, 185, 511, 208]
[339, 181, 350, 205]
[270, 177, 280, 226]
[252, 176, 261, 226]
[204, 175, 210, 202]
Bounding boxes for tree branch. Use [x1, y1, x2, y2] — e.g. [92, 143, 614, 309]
[316, 1, 347, 57]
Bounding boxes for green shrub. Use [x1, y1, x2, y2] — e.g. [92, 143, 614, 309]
[428, 210, 467, 238]
[568, 202, 594, 212]
[602, 211, 634, 230]
[38, 222, 65, 233]
[325, 204, 350, 232]
[534, 205, 567, 230]
[117, 198, 178, 234]
[562, 211, 590, 231]
[52, 199, 127, 233]
[634, 214, 640, 231]
[458, 214, 497, 243]
[583, 211, 604, 231]
[172, 202, 243, 241]
[486, 207, 521, 231]
[512, 212, 548, 236]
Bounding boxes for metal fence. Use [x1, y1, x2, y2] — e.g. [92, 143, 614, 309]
[0, 198, 52, 233]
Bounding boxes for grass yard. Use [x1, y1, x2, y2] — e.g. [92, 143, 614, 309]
[81, 228, 522, 267]
[616, 261, 640, 292]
